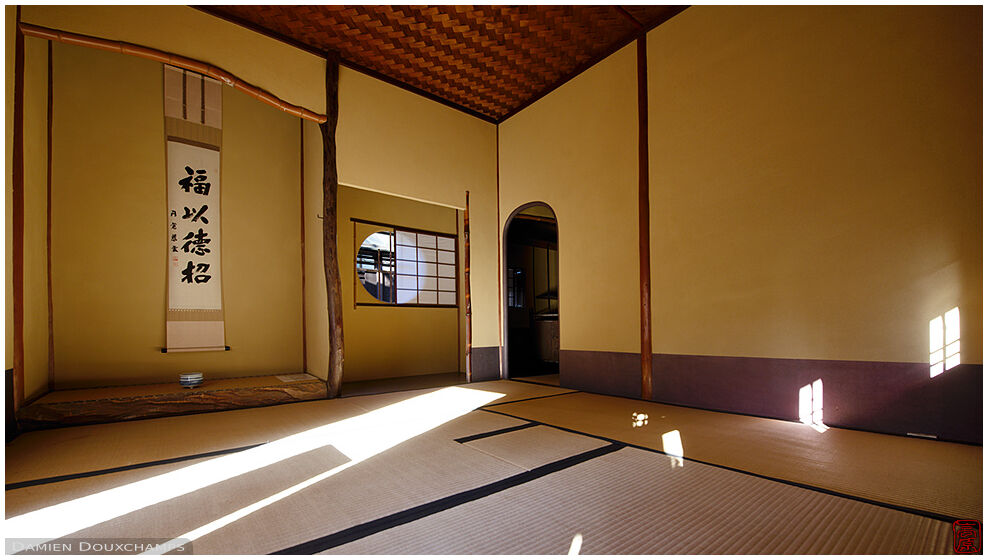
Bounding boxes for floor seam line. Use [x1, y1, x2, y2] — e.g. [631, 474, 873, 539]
[457, 444, 536, 472]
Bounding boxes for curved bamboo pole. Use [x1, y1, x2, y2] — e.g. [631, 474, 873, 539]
[18, 22, 327, 124]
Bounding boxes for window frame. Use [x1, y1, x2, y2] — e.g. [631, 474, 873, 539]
[351, 217, 459, 309]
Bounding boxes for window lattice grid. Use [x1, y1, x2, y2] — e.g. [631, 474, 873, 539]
[394, 230, 457, 306]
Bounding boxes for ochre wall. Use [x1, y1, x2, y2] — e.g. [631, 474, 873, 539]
[337, 67, 499, 349]
[498, 43, 639, 356]
[20, 5, 325, 115]
[305, 66, 496, 381]
[12, 5, 496, 390]
[22, 36, 49, 400]
[647, 6, 982, 365]
[302, 120, 327, 380]
[338, 186, 462, 382]
[49, 42, 302, 387]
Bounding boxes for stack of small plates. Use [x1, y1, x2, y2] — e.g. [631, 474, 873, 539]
[179, 372, 204, 388]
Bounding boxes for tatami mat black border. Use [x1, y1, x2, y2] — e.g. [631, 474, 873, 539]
[454, 421, 539, 444]
[5, 443, 265, 491]
[482, 390, 579, 408]
[480, 408, 961, 524]
[506, 377, 562, 388]
[272, 442, 625, 555]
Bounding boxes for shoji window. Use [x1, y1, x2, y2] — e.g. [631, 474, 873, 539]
[353, 219, 457, 308]
[395, 230, 457, 306]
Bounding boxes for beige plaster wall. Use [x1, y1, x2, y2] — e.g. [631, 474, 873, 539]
[338, 186, 461, 381]
[22, 36, 49, 400]
[10, 5, 533, 388]
[498, 43, 640, 355]
[648, 6, 982, 364]
[302, 120, 327, 380]
[50, 43, 302, 387]
[305, 66, 497, 379]
[337, 67, 499, 348]
[20, 5, 325, 115]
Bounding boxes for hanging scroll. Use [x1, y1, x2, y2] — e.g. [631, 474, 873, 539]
[163, 65, 226, 352]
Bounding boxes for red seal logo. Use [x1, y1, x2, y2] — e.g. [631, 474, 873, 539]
[953, 520, 981, 554]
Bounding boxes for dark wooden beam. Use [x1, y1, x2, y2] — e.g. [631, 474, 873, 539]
[12, 6, 26, 411]
[464, 191, 472, 383]
[46, 39, 54, 392]
[320, 52, 344, 397]
[637, 36, 653, 401]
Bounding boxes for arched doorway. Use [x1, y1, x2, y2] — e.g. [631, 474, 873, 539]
[502, 203, 559, 379]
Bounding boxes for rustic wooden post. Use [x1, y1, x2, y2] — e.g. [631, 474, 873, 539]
[464, 191, 472, 382]
[320, 51, 344, 397]
[47, 40, 55, 392]
[12, 6, 26, 411]
[637, 36, 653, 401]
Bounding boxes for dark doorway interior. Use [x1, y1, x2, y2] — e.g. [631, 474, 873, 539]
[505, 207, 559, 378]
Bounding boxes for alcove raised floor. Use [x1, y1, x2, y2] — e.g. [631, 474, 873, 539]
[16, 373, 327, 430]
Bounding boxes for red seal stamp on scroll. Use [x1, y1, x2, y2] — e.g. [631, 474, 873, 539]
[953, 520, 981, 554]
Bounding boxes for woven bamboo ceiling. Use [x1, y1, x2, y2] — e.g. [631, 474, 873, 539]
[201, 5, 688, 123]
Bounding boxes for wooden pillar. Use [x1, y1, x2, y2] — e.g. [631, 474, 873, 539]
[637, 36, 654, 401]
[12, 6, 26, 411]
[464, 191, 472, 382]
[299, 120, 308, 375]
[47, 39, 55, 392]
[320, 51, 344, 397]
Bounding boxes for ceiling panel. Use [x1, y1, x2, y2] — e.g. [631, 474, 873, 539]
[202, 5, 688, 122]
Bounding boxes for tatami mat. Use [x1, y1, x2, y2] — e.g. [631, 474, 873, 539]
[5, 390, 566, 554]
[463, 425, 609, 470]
[4, 415, 521, 517]
[165, 412, 559, 554]
[5, 398, 367, 485]
[516, 374, 561, 386]
[487, 391, 983, 520]
[4, 380, 976, 555]
[63, 446, 352, 543]
[6, 455, 216, 518]
[5, 380, 565, 486]
[329, 446, 953, 555]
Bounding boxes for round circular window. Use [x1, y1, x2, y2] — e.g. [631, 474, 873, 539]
[356, 231, 394, 303]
